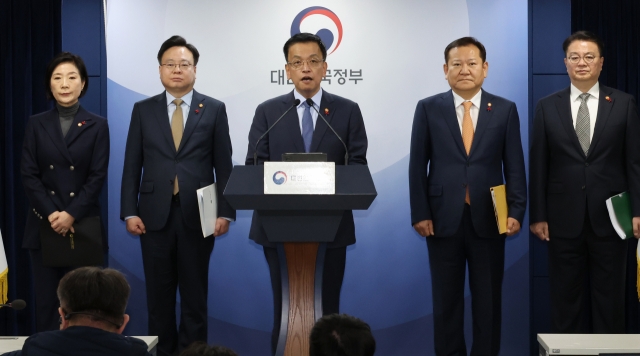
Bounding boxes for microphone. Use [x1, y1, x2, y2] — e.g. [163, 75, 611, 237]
[253, 99, 301, 165]
[0, 299, 26, 310]
[305, 98, 349, 165]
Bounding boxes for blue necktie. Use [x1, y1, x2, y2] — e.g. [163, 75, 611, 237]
[302, 101, 313, 152]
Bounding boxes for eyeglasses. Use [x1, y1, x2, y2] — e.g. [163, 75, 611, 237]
[287, 58, 324, 70]
[567, 54, 598, 64]
[161, 62, 193, 71]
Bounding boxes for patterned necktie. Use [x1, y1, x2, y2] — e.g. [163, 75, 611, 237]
[576, 93, 590, 155]
[171, 99, 184, 194]
[302, 101, 313, 152]
[462, 101, 474, 204]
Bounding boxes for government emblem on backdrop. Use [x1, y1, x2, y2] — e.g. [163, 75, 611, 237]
[290, 6, 343, 55]
[271, 6, 364, 86]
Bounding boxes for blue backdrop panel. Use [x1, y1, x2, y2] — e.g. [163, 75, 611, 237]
[531, 0, 572, 74]
[101, 1, 531, 355]
[61, 0, 102, 76]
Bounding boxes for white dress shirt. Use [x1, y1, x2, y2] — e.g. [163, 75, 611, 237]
[569, 82, 599, 142]
[293, 88, 323, 131]
[166, 90, 193, 127]
[452, 89, 482, 132]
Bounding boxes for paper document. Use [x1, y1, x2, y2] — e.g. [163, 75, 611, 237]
[490, 185, 508, 234]
[606, 191, 632, 239]
[197, 183, 217, 238]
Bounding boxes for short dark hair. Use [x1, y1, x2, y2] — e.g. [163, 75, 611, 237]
[157, 35, 200, 65]
[562, 30, 604, 56]
[45, 52, 89, 100]
[444, 37, 487, 63]
[179, 341, 238, 356]
[309, 314, 376, 356]
[57, 267, 130, 327]
[283, 33, 328, 61]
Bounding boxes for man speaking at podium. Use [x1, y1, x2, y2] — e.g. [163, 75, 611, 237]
[245, 33, 368, 354]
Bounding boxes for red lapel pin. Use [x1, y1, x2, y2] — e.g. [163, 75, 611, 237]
[324, 108, 329, 115]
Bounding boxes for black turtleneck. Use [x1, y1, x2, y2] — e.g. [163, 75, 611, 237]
[57, 101, 80, 137]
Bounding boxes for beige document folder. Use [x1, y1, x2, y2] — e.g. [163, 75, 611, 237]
[490, 185, 508, 234]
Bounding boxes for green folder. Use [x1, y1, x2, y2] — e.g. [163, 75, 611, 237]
[606, 192, 633, 239]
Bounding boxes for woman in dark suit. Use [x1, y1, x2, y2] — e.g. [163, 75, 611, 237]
[21, 52, 109, 331]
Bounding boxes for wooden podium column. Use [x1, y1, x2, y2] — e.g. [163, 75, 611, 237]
[281, 242, 320, 356]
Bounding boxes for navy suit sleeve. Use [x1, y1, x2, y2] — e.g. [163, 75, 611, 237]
[21, 119, 58, 218]
[502, 102, 527, 223]
[120, 102, 144, 219]
[409, 100, 432, 225]
[529, 101, 549, 223]
[346, 103, 367, 165]
[245, 103, 268, 165]
[212, 102, 235, 219]
[625, 97, 640, 216]
[65, 119, 110, 221]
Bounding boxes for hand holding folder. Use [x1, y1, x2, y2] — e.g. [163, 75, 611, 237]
[490, 185, 509, 234]
[197, 183, 218, 238]
[606, 192, 633, 239]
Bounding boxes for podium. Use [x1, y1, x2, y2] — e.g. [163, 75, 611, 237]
[224, 165, 376, 356]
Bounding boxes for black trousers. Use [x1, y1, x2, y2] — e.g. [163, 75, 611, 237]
[29, 249, 73, 332]
[548, 212, 627, 333]
[263, 245, 346, 355]
[140, 196, 215, 356]
[426, 205, 505, 356]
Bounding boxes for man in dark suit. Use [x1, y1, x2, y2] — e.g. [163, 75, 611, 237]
[409, 37, 526, 356]
[245, 33, 367, 354]
[121, 36, 235, 356]
[530, 31, 640, 333]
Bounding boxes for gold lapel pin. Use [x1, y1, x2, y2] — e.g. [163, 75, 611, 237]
[199, 103, 203, 108]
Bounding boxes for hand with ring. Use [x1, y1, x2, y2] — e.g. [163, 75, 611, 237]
[49, 211, 75, 237]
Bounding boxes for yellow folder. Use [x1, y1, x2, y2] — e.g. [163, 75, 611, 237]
[490, 185, 508, 234]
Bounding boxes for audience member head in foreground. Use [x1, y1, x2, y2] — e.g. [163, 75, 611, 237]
[5, 267, 151, 356]
[309, 314, 376, 356]
[57, 266, 131, 333]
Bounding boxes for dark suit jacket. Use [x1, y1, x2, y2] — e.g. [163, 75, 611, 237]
[21, 106, 109, 249]
[409, 90, 527, 238]
[245, 90, 368, 247]
[4, 326, 152, 356]
[530, 85, 640, 237]
[120, 90, 235, 231]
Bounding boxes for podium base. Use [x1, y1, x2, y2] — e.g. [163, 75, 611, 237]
[275, 242, 326, 356]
